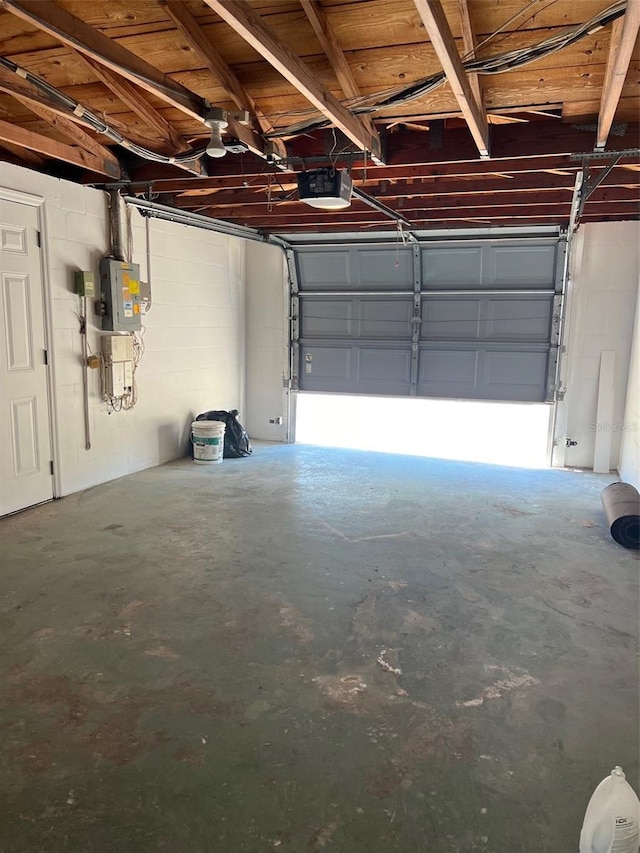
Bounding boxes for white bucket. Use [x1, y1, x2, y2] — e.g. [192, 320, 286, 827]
[191, 420, 225, 464]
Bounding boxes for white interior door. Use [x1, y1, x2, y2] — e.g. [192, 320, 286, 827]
[0, 198, 53, 515]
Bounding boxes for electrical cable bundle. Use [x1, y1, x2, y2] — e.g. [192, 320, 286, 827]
[266, 1, 627, 138]
[0, 56, 206, 166]
[0, 0, 627, 157]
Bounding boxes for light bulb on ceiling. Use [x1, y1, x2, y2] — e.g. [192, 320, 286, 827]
[204, 108, 228, 159]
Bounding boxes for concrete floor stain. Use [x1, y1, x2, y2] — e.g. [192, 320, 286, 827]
[0, 445, 637, 852]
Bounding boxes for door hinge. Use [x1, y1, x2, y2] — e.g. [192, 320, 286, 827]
[36, 230, 42, 248]
[49, 460, 54, 476]
[43, 349, 48, 365]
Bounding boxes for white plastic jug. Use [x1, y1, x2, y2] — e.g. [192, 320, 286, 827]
[579, 766, 640, 853]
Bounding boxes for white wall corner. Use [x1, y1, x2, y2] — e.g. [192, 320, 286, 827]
[618, 272, 640, 489]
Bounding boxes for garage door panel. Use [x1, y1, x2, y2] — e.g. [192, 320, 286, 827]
[419, 347, 479, 389]
[421, 298, 481, 340]
[484, 350, 549, 401]
[360, 298, 413, 339]
[300, 344, 352, 386]
[421, 294, 553, 342]
[297, 250, 351, 289]
[294, 234, 563, 403]
[359, 346, 411, 384]
[296, 247, 413, 291]
[299, 342, 412, 394]
[490, 244, 557, 286]
[421, 240, 559, 289]
[422, 246, 484, 286]
[301, 297, 413, 340]
[358, 248, 413, 287]
[485, 296, 553, 341]
[417, 346, 548, 401]
[300, 299, 353, 337]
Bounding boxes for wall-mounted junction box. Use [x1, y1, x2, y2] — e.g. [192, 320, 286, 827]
[74, 270, 95, 297]
[101, 334, 134, 397]
[99, 259, 142, 331]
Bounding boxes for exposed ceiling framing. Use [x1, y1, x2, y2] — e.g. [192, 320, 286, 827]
[412, 0, 489, 157]
[0, 0, 637, 236]
[596, 0, 640, 149]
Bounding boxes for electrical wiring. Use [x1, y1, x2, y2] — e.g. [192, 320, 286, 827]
[264, 1, 627, 138]
[120, 330, 144, 411]
[0, 56, 206, 165]
[102, 330, 144, 412]
[0, 0, 622, 167]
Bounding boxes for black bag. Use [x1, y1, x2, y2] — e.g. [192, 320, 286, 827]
[195, 409, 252, 458]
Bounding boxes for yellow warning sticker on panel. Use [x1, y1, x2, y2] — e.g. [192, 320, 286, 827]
[122, 272, 130, 287]
[128, 279, 140, 295]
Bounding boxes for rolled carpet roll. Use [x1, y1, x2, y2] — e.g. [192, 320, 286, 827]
[601, 482, 640, 549]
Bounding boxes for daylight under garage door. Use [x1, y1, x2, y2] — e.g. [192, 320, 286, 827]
[292, 234, 566, 402]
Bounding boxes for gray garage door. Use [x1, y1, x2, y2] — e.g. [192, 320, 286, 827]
[292, 235, 565, 402]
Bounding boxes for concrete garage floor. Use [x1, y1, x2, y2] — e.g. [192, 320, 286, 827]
[1, 444, 638, 853]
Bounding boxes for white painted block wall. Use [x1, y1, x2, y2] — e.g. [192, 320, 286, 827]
[619, 283, 640, 489]
[245, 241, 288, 441]
[1, 162, 245, 497]
[562, 221, 639, 471]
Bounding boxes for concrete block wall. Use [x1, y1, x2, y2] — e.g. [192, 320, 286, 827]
[562, 221, 639, 472]
[245, 241, 288, 442]
[1, 162, 245, 497]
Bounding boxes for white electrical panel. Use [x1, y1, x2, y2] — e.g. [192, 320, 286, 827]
[101, 334, 134, 398]
[102, 334, 134, 362]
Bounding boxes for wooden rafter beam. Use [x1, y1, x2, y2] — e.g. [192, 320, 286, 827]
[171, 188, 638, 216]
[0, 0, 272, 162]
[73, 52, 189, 154]
[300, 0, 378, 144]
[189, 199, 637, 229]
[130, 123, 640, 189]
[0, 0, 203, 117]
[0, 61, 202, 176]
[0, 64, 100, 129]
[596, 3, 640, 150]
[203, 0, 383, 163]
[457, 0, 482, 108]
[160, 1, 286, 160]
[217, 199, 637, 228]
[300, 0, 360, 101]
[0, 141, 44, 167]
[0, 117, 121, 177]
[412, 0, 489, 157]
[10, 95, 123, 176]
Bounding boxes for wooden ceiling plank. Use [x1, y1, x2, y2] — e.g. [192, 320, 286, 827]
[412, 0, 489, 157]
[0, 0, 204, 118]
[10, 93, 122, 175]
[457, 0, 482, 108]
[596, 5, 640, 150]
[0, 0, 274, 161]
[0, 116, 121, 176]
[203, 0, 383, 163]
[73, 52, 190, 153]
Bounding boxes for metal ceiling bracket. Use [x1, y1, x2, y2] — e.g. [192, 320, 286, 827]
[575, 152, 624, 221]
[569, 147, 640, 161]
